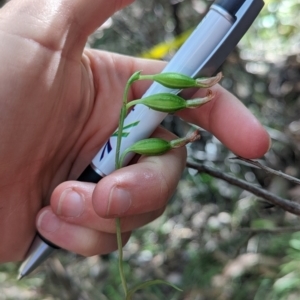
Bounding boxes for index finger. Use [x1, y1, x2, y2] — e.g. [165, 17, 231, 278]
[177, 84, 270, 159]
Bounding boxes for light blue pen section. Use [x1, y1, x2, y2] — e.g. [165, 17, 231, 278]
[92, 5, 234, 176]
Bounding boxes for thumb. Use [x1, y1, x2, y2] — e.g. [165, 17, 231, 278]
[0, 0, 135, 56]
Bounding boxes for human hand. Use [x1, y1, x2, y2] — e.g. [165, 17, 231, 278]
[0, 0, 270, 263]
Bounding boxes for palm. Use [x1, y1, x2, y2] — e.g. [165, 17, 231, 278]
[0, 0, 134, 261]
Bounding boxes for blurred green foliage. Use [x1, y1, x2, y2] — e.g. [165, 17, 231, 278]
[241, 0, 300, 60]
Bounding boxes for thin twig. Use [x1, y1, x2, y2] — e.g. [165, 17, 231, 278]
[186, 160, 300, 216]
[231, 156, 300, 185]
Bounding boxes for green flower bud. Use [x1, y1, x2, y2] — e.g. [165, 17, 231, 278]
[141, 72, 222, 89]
[128, 93, 186, 113]
[151, 73, 200, 89]
[126, 91, 214, 113]
[125, 138, 172, 156]
[119, 130, 201, 166]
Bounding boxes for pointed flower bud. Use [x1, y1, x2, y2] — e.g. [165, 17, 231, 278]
[125, 138, 171, 156]
[127, 93, 186, 113]
[170, 130, 201, 148]
[119, 130, 201, 166]
[195, 72, 223, 88]
[141, 72, 222, 89]
[126, 91, 214, 113]
[185, 90, 214, 108]
[151, 73, 201, 89]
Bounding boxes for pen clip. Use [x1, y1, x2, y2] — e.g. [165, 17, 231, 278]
[195, 0, 264, 77]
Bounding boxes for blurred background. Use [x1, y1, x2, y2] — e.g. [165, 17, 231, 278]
[2, 0, 300, 299]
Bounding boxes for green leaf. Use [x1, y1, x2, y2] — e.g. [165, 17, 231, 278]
[280, 261, 300, 274]
[126, 279, 182, 299]
[123, 121, 140, 129]
[289, 239, 300, 251]
[273, 276, 300, 293]
[112, 121, 140, 137]
[250, 219, 275, 230]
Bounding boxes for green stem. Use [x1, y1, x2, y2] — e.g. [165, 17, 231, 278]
[126, 280, 182, 299]
[138, 74, 155, 81]
[114, 71, 141, 298]
[116, 218, 128, 296]
[119, 149, 130, 171]
[126, 99, 143, 110]
[115, 71, 141, 170]
[114, 70, 183, 299]
[115, 105, 127, 170]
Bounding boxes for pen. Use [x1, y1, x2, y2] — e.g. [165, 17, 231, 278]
[18, 0, 265, 279]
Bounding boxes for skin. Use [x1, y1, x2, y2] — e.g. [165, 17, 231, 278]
[0, 0, 270, 263]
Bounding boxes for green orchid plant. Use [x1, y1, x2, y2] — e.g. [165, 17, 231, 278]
[114, 71, 222, 299]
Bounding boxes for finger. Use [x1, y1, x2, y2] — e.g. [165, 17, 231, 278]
[92, 127, 186, 218]
[51, 127, 181, 227]
[1, 0, 134, 54]
[48, 180, 165, 233]
[36, 207, 131, 256]
[177, 84, 271, 159]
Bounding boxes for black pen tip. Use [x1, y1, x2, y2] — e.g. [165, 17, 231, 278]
[77, 164, 103, 183]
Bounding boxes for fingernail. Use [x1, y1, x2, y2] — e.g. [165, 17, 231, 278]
[268, 135, 272, 151]
[107, 187, 132, 216]
[37, 210, 61, 233]
[57, 189, 85, 217]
